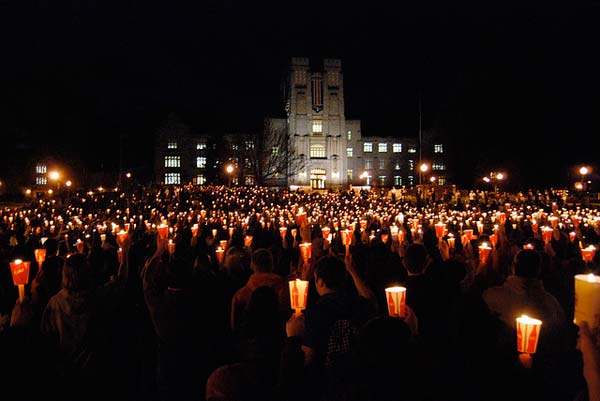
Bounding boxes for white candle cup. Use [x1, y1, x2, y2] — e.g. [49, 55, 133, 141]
[575, 274, 600, 330]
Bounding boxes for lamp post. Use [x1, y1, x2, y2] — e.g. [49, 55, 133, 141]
[226, 164, 234, 187]
[359, 171, 370, 187]
[419, 162, 429, 186]
[579, 166, 590, 191]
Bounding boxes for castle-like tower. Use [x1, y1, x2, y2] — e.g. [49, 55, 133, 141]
[285, 57, 347, 188]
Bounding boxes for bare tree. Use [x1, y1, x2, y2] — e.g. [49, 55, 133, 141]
[241, 118, 305, 187]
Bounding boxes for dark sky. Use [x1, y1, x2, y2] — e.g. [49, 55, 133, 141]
[1, 1, 599, 189]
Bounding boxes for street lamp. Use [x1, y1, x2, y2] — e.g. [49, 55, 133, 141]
[359, 171, 370, 187]
[419, 163, 429, 185]
[579, 166, 591, 191]
[225, 164, 234, 187]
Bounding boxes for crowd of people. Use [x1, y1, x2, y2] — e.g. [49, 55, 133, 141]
[0, 184, 599, 401]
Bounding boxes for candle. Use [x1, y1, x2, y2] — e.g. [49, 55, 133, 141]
[212, 228, 218, 238]
[279, 226, 288, 240]
[117, 230, 127, 243]
[244, 235, 253, 247]
[541, 226, 553, 243]
[9, 259, 30, 303]
[191, 224, 199, 237]
[447, 233, 455, 249]
[548, 216, 559, 228]
[581, 245, 596, 263]
[289, 279, 309, 314]
[219, 240, 228, 251]
[158, 224, 169, 239]
[569, 231, 577, 242]
[76, 239, 84, 254]
[117, 247, 123, 264]
[463, 229, 473, 242]
[299, 242, 312, 263]
[574, 274, 600, 330]
[381, 233, 389, 244]
[321, 226, 330, 239]
[385, 286, 407, 318]
[228, 227, 235, 238]
[34, 248, 46, 267]
[523, 243, 535, 250]
[489, 233, 498, 248]
[215, 247, 225, 264]
[434, 222, 446, 239]
[516, 315, 542, 355]
[478, 242, 492, 264]
[168, 239, 175, 255]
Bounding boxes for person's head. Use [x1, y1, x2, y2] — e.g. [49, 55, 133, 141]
[403, 243, 428, 275]
[44, 238, 59, 256]
[313, 255, 346, 294]
[62, 253, 94, 292]
[512, 249, 541, 279]
[251, 248, 274, 274]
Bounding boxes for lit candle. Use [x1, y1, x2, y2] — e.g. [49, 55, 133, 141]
[244, 235, 253, 248]
[581, 245, 597, 263]
[574, 274, 600, 330]
[478, 242, 492, 264]
[434, 222, 446, 239]
[219, 240, 228, 251]
[541, 226, 553, 243]
[289, 279, 309, 314]
[279, 226, 288, 240]
[299, 242, 312, 263]
[34, 248, 46, 267]
[168, 239, 175, 255]
[215, 247, 225, 264]
[321, 226, 331, 239]
[569, 231, 577, 242]
[381, 233, 389, 244]
[158, 224, 169, 239]
[516, 314, 542, 368]
[385, 286, 407, 318]
[447, 233, 455, 249]
[548, 216, 559, 228]
[191, 224, 199, 237]
[9, 259, 30, 303]
[463, 229, 473, 242]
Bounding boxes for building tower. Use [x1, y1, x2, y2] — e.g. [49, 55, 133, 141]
[286, 57, 347, 189]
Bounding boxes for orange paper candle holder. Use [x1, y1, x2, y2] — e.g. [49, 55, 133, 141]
[463, 229, 473, 242]
[34, 248, 46, 266]
[581, 246, 597, 262]
[219, 240, 228, 250]
[299, 242, 312, 262]
[478, 243, 492, 264]
[516, 315, 542, 354]
[434, 222, 446, 238]
[244, 235, 253, 247]
[215, 247, 225, 264]
[289, 279, 309, 313]
[541, 226, 553, 243]
[385, 286, 407, 318]
[158, 224, 169, 239]
[10, 259, 30, 302]
[381, 233, 389, 244]
[279, 226, 288, 240]
[167, 239, 175, 255]
[321, 226, 331, 239]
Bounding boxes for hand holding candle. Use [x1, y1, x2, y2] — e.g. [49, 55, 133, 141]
[385, 286, 407, 318]
[289, 279, 309, 315]
[516, 314, 542, 368]
[9, 259, 30, 303]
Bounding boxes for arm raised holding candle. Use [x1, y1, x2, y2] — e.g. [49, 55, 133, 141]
[344, 251, 378, 312]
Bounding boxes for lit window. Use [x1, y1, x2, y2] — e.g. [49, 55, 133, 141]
[408, 160, 414, 171]
[164, 173, 180, 184]
[196, 142, 207, 150]
[438, 177, 446, 185]
[363, 142, 373, 152]
[378, 143, 388, 153]
[312, 120, 323, 133]
[347, 147, 353, 157]
[432, 163, 446, 171]
[36, 164, 47, 174]
[347, 130, 352, 140]
[245, 176, 255, 185]
[232, 144, 239, 151]
[434, 144, 444, 153]
[379, 160, 385, 170]
[394, 176, 402, 186]
[379, 176, 386, 185]
[167, 140, 178, 149]
[164, 156, 180, 168]
[393, 143, 402, 153]
[347, 169, 353, 180]
[36, 177, 47, 185]
[310, 145, 326, 159]
[272, 146, 279, 157]
[365, 160, 372, 169]
[245, 141, 255, 150]
[407, 147, 417, 153]
[197, 157, 206, 168]
[196, 175, 206, 185]
[395, 162, 401, 170]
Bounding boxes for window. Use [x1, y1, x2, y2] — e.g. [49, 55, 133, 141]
[379, 160, 385, 170]
[310, 144, 326, 159]
[365, 160, 372, 169]
[232, 144, 239, 151]
[363, 142, 373, 152]
[346, 147, 353, 157]
[164, 156, 180, 168]
[407, 146, 417, 153]
[164, 173, 180, 184]
[438, 177, 446, 185]
[245, 141, 255, 150]
[347, 130, 352, 140]
[434, 144, 444, 153]
[379, 176, 386, 185]
[244, 176, 255, 185]
[197, 157, 206, 169]
[312, 120, 323, 133]
[272, 146, 279, 157]
[36, 164, 47, 174]
[394, 176, 402, 186]
[167, 140, 178, 149]
[196, 175, 206, 185]
[196, 142, 206, 150]
[347, 169, 353, 180]
[378, 143, 388, 153]
[36, 177, 47, 185]
[395, 162, 401, 170]
[408, 160, 414, 171]
[432, 163, 446, 171]
[393, 143, 402, 153]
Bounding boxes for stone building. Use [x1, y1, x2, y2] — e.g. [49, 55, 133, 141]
[154, 57, 448, 189]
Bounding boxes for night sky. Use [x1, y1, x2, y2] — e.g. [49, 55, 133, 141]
[1, 1, 599, 189]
